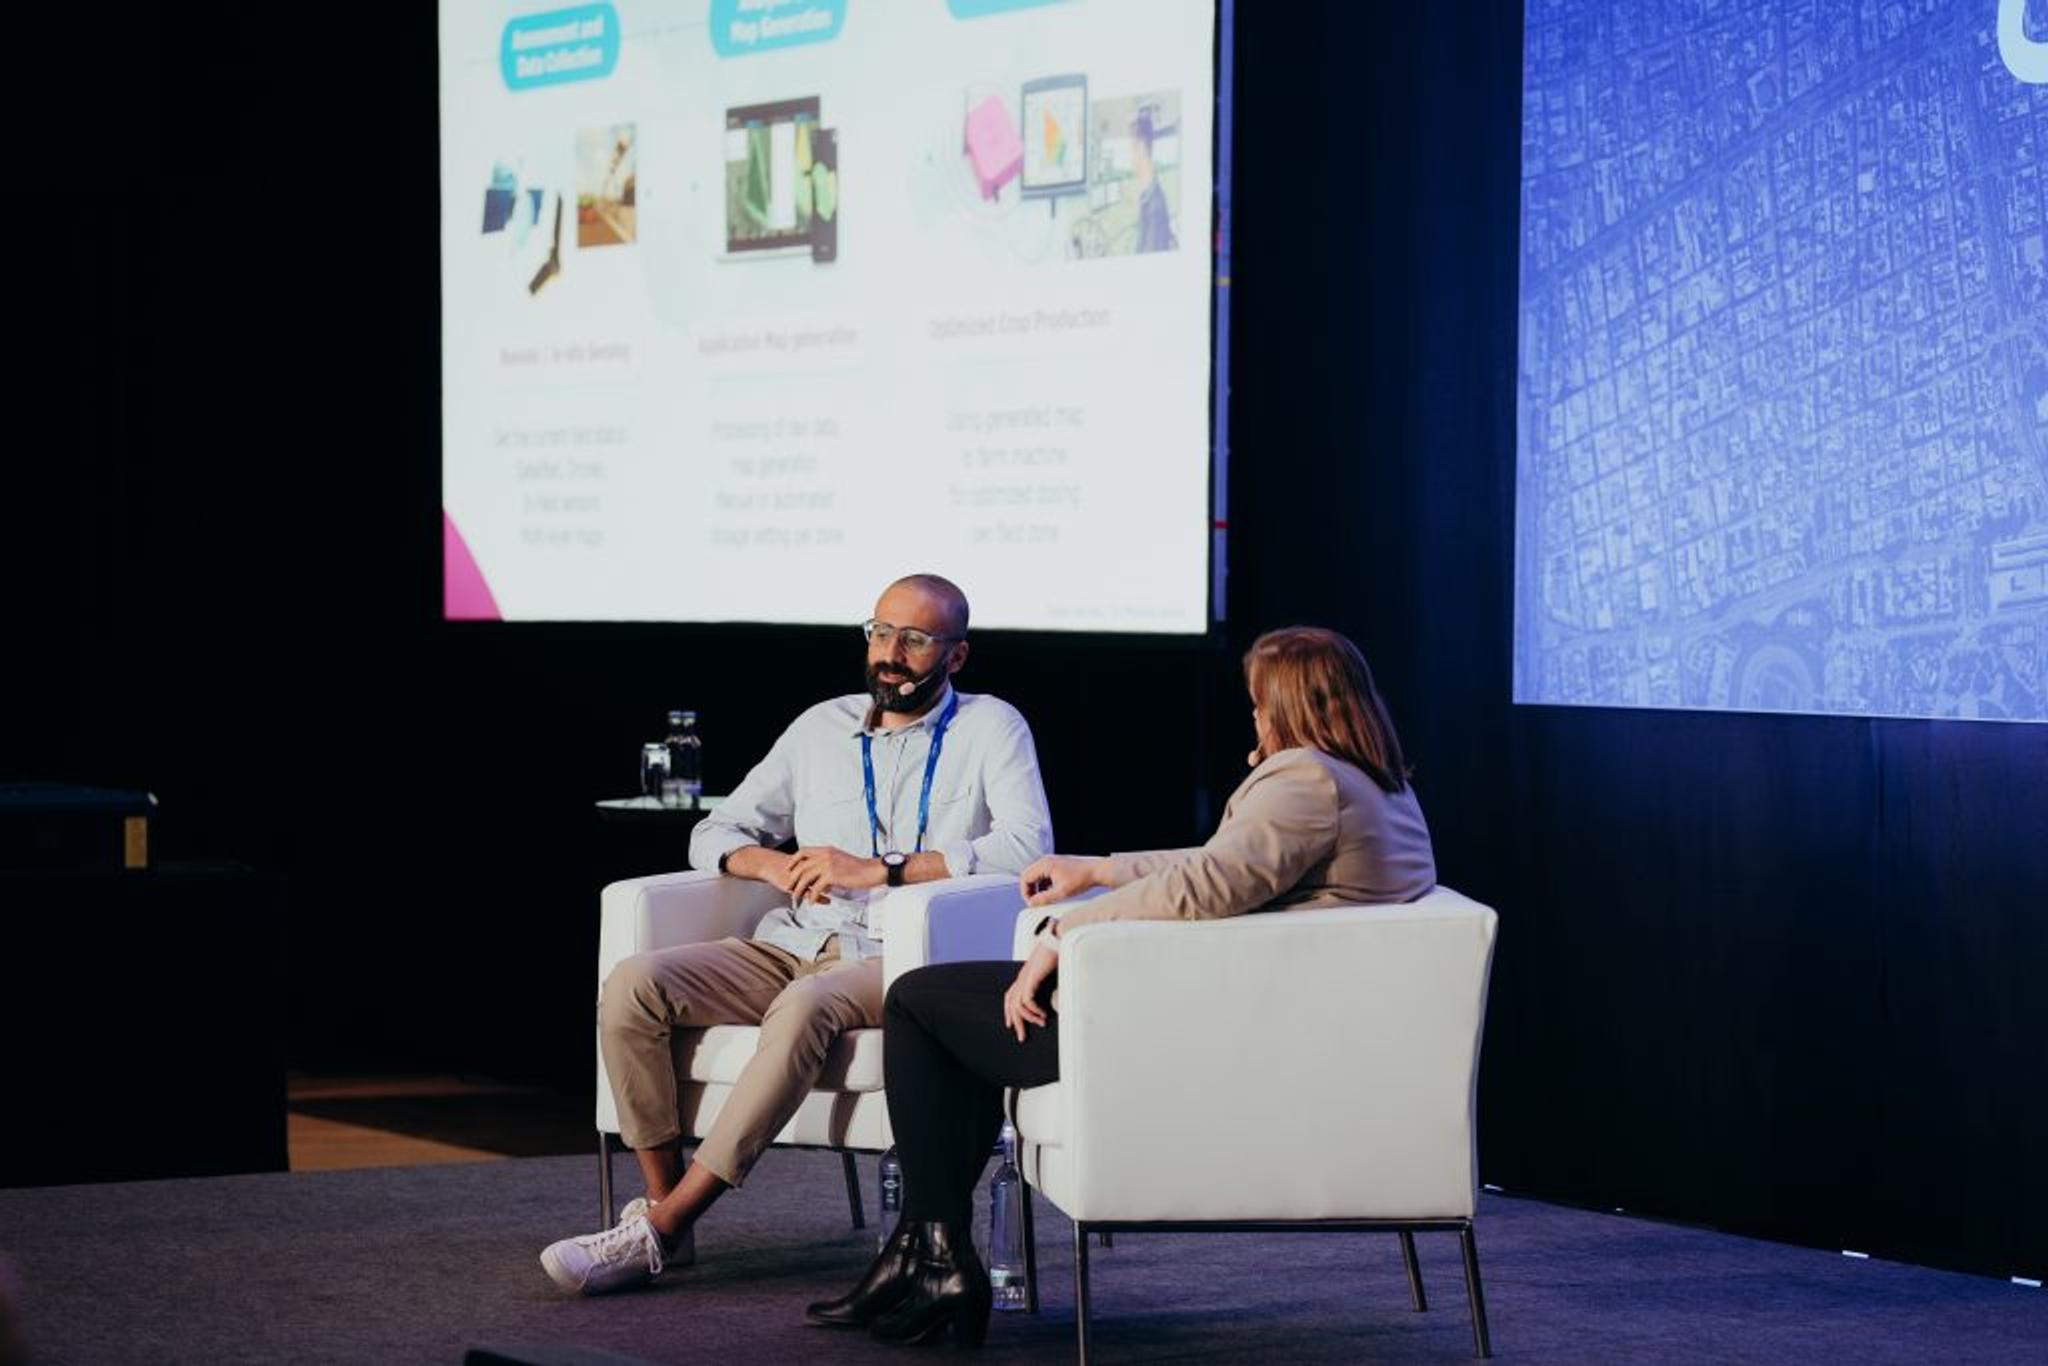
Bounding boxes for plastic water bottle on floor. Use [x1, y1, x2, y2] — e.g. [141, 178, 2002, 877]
[986, 1122, 1029, 1310]
[878, 1146, 903, 1249]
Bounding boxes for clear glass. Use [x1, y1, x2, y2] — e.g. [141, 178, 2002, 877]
[638, 742, 671, 804]
[878, 1146, 904, 1249]
[986, 1122, 1029, 1310]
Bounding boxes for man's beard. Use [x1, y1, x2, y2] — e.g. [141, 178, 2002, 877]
[866, 660, 947, 713]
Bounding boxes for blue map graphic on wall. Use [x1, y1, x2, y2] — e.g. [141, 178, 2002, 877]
[1515, 0, 2048, 721]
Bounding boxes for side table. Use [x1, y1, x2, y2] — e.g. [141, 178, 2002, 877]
[592, 795, 727, 884]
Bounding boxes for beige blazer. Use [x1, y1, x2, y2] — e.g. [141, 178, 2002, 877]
[1054, 746, 1436, 935]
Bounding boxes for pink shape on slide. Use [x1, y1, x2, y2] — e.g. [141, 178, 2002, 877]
[443, 511, 502, 621]
[965, 95, 1023, 200]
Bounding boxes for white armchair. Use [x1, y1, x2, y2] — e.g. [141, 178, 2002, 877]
[1007, 885, 1500, 1360]
[593, 869, 1026, 1230]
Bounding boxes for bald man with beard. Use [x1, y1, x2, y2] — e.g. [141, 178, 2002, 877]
[541, 573, 1053, 1295]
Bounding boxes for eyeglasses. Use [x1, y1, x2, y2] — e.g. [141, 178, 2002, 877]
[862, 619, 960, 654]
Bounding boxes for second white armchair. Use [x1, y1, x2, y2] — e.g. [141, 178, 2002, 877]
[1007, 884, 1501, 1360]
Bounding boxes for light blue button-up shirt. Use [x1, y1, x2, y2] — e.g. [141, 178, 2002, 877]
[688, 684, 1054, 961]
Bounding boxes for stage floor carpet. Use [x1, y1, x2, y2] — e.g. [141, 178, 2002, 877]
[1, 1149, 2041, 1363]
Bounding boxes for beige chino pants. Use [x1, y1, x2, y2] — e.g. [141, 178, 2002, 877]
[599, 936, 883, 1187]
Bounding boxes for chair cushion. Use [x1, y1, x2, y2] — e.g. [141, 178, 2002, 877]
[675, 1024, 885, 1092]
[1013, 1082, 1064, 1148]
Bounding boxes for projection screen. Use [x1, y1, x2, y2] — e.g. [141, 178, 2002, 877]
[439, 0, 1222, 632]
[1516, 0, 2048, 720]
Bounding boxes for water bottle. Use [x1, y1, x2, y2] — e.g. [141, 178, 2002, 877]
[877, 1145, 903, 1248]
[986, 1122, 1029, 1311]
[665, 709, 702, 808]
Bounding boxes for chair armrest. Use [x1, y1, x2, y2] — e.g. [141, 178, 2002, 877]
[1012, 907, 1040, 962]
[881, 874, 1027, 994]
[1046, 887, 1499, 1221]
[596, 870, 786, 985]
[1011, 888, 1107, 960]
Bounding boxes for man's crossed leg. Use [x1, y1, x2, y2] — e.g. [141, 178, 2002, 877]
[541, 936, 883, 1294]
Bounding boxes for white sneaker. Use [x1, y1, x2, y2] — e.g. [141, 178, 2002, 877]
[670, 1222, 695, 1268]
[539, 1214, 665, 1295]
[614, 1195, 696, 1266]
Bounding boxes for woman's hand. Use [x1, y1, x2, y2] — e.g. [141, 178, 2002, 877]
[1002, 942, 1059, 1042]
[1018, 854, 1106, 907]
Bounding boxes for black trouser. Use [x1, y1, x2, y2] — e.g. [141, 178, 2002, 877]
[885, 961, 1061, 1225]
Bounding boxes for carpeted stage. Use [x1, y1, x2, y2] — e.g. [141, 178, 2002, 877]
[2, 1150, 2041, 1363]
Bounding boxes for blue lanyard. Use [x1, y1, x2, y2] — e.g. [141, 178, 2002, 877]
[861, 692, 959, 857]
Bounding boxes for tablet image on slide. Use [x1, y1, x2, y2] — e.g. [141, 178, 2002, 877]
[723, 96, 825, 260]
[1020, 74, 1087, 203]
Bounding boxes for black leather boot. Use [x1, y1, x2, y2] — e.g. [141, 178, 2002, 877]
[868, 1220, 992, 1348]
[805, 1217, 924, 1328]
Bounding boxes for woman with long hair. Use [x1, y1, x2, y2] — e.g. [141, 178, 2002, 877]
[806, 626, 1437, 1346]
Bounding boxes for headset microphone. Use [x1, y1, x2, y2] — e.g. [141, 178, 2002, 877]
[898, 666, 942, 697]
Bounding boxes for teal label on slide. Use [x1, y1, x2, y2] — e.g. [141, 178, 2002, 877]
[709, 0, 846, 57]
[501, 3, 619, 90]
[946, 0, 1070, 17]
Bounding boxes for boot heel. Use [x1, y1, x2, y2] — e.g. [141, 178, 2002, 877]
[951, 1288, 992, 1348]
[902, 1313, 951, 1346]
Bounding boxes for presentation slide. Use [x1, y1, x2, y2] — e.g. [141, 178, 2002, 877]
[439, 0, 1218, 632]
[1515, 0, 2048, 721]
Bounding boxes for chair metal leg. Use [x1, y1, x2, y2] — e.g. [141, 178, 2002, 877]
[1459, 1224, 1493, 1358]
[1398, 1230, 1428, 1311]
[597, 1131, 615, 1229]
[1020, 1180, 1040, 1314]
[841, 1151, 866, 1230]
[1073, 1220, 1092, 1366]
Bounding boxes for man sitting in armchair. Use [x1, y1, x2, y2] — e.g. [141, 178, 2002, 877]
[541, 573, 1054, 1294]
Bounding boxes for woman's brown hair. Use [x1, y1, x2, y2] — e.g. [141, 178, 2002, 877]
[1244, 626, 1411, 793]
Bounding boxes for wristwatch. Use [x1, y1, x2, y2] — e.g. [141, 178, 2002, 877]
[881, 851, 908, 887]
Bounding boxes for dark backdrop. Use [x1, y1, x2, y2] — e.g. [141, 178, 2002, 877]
[14, 4, 2043, 1282]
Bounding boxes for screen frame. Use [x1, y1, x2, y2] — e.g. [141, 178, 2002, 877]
[441, 2, 1235, 642]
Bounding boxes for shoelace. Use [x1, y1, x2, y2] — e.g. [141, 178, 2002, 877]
[590, 1217, 664, 1276]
